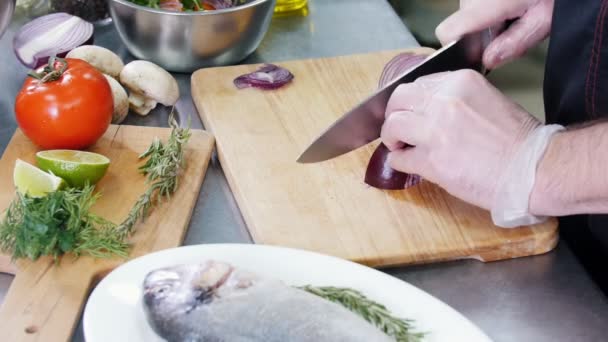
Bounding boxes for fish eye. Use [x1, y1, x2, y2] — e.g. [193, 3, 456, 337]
[154, 284, 172, 296]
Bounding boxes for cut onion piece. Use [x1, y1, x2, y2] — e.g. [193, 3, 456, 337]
[13, 13, 94, 69]
[365, 52, 428, 190]
[364, 143, 421, 190]
[234, 64, 294, 90]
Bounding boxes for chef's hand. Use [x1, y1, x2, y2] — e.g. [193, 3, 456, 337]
[381, 70, 540, 210]
[436, 0, 554, 69]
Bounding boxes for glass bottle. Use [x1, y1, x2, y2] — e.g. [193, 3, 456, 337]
[274, 0, 308, 14]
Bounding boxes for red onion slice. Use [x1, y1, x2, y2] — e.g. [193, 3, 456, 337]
[234, 64, 294, 90]
[365, 52, 428, 190]
[13, 13, 94, 69]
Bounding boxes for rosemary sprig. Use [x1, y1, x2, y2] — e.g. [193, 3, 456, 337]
[299, 285, 425, 342]
[115, 111, 191, 238]
[0, 185, 128, 261]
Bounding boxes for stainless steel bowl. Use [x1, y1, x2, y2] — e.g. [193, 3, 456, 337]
[0, 0, 15, 39]
[109, 0, 276, 72]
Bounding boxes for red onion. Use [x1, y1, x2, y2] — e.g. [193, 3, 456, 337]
[365, 143, 421, 190]
[365, 52, 428, 190]
[13, 13, 94, 69]
[234, 64, 294, 90]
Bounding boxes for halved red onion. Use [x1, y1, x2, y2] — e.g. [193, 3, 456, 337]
[364, 143, 421, 190]
[234, 64, 294, 90]
[365, 52, 428, 190]
[13, 13, 94, 69]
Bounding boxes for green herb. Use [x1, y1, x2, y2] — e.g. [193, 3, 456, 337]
[116, 111, 191, 238]
[181, 0, 202, 10]
[299, 286, 425, 342]
[131, 0, 160, 8]
[0, 185, 128, 261]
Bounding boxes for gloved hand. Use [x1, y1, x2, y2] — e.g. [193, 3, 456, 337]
[436, 0, 554, 70]
[381, 70, 542, 214]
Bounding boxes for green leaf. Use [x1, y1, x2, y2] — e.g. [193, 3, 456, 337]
[299, 285, 426, 342]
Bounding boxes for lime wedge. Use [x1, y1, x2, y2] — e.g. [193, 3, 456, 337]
[36, 150, 110, 188]
[13, 159, 66, 197]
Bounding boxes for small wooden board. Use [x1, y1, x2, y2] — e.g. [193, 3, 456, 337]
[0, 125, 214, 341]
[191, 48, 558, 268]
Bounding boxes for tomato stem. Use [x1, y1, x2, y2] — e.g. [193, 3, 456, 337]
[28, 56, 68, 83]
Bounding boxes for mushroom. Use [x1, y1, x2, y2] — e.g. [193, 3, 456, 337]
[103, 74, 129, 124]
[66, 45, 124, 78]
[119, 60, 180, 116]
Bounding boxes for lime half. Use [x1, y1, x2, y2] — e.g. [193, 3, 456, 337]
[36, 150, 110, 188]
[13, 159, 66, 197]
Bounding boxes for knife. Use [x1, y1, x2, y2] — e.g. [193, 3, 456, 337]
[297, 29, 493, 164]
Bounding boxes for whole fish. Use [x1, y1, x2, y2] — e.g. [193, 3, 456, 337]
[142, 260, 394, 342]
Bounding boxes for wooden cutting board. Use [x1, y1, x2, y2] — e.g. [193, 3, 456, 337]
[191, 48, 558, 267]
[0, 125, 214, 341]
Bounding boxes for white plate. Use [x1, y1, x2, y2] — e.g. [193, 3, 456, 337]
[83, 244, 492, 342]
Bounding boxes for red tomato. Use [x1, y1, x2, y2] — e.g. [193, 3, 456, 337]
[15, 58, 113, 150]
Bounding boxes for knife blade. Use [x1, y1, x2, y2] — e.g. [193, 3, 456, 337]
[297, 29, 491, 164]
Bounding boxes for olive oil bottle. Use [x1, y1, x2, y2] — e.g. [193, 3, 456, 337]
[274, 0, 308, 13]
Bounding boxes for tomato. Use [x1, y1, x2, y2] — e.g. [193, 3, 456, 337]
[15, 58, 113, 150]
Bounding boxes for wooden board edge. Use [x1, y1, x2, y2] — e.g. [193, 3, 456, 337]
[359, 220, 560, 268]
[190, 82, 261, 243]
[166, 128, 216, 249]
[473, 220, 560, 263]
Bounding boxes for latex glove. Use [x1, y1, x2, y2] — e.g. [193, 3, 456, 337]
[381, 69, 541, 212]
[436, 0, 554, 69]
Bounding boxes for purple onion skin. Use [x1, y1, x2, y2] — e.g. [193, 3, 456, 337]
[364, 143, 421, 190]
[31, 36, 95, 69]
[365, 52, 428, 190]
[13, 13, 95, 69]
[234, 64, 294, 90]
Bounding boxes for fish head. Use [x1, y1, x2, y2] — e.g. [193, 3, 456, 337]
[143, 260, 234, 314]
[142, 260, 256, 336]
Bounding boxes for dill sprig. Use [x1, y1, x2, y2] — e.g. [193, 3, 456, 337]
[115, 111, 191, 238]
[299, 286, 425, 342]
[0, 185, 128, 261]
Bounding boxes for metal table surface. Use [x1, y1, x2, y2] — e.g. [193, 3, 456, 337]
[1, 1, 608, 341]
